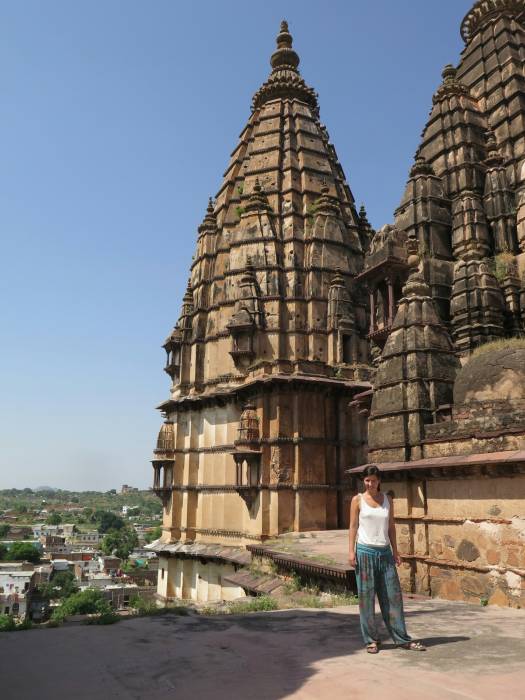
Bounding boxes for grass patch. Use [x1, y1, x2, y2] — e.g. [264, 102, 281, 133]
[326, 592, 359, 607]
[85, 611, 120, 625]
[284, 573, 303, 594]
[248, 559, 277, 577]
[468, 337, 525, 361]
[229, 596, 279, 614]
[0, 614, 32, 632]
[130, 595, 190, 617]
[298, 595, 324, 608]
[199, 595, 279, 616]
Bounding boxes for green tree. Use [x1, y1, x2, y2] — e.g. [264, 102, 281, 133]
[38, 570, 79, 600]
[93, 510, 125, 534]
[101, 527, 138, 560]
[52, 589, 112, 622]
[46, 512, 62, 525]
[0, 542, 7, 560]
[7, 542, 41, 563]
[0, 524, 10, 538]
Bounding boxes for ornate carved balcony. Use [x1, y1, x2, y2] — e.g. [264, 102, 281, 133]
[152, 461, 174, 506]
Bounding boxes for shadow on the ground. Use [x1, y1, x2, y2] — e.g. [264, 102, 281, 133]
[0, 603, 500, 700]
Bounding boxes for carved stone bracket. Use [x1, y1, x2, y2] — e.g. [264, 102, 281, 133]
[235, 485, 260, 510]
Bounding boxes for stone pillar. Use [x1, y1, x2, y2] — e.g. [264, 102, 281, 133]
[386, 277, 395, 326]
[369, 288, 375, 334]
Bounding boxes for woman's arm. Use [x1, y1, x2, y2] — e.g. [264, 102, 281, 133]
[348, 495, 359, 567]
[388, 495, 401, 565]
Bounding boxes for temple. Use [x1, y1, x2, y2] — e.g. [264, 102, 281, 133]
[150, 21, 372, 601]
[350, 0, 525, 607]
[150, 2, 525, 607]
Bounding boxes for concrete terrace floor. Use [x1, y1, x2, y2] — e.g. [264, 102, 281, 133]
[2, 598, 524, 700]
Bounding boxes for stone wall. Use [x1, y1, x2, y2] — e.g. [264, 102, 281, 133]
[388, 472, 525, 607]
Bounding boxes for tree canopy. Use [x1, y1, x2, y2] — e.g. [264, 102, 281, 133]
[92, 510, 125, 534]
[52, 589, 113, 622]
[101, 527, 138, 560]
[37, 570, 79, 600]
[45, 512, 62, 525]
[5, 542, 41, 563]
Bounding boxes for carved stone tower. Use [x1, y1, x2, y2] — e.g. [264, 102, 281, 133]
[151, 22, 371, 602]
[386, 0, 525, 355]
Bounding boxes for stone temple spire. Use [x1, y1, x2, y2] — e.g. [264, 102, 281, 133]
[368, 237, 460, 462]
[152, 20, 370, 571]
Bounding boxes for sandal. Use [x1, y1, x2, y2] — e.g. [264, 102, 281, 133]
[399, 641, 426, 651]
[366, 642, 380, 654]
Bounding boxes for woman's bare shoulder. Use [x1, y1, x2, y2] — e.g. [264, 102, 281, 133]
[351, 493, 361, 505]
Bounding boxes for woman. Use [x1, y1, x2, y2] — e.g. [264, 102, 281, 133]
[348, 465, 425, 653]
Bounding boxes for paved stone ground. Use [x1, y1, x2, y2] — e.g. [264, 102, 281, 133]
[1, 597, 524, 700]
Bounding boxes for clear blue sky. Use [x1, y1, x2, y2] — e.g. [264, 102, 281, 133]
[0, 0, 472, 490]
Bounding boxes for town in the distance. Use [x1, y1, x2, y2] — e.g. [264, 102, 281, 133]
[0, 485, 162, 626]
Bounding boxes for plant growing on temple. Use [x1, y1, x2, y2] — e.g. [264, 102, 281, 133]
[492, 251, 517, 282]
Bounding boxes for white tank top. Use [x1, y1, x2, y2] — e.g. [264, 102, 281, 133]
[357, 492, 391, 546]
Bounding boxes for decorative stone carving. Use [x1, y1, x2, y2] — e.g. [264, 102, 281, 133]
[460, 0, 524, 44]
[483, 132, 518, 254]
[368, 237, 460, 462]
[226, 258, 264, 367]
[270, 446, 291, 484]
[450, 258, 505, 354]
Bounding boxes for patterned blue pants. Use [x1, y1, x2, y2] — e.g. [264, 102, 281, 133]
[355, 543, 412, 645]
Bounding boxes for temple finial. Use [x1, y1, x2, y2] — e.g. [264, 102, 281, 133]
[271, 19, 299, 71]
[182, 278, 193, 305]
[442, 64, 457, 81]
